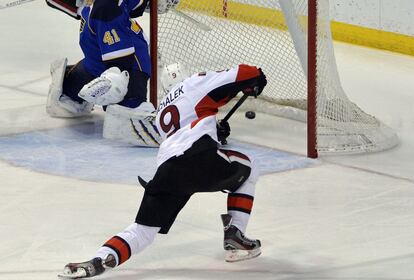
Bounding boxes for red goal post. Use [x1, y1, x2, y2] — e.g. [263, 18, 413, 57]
[308, 0, 317, 157]
[149, 0, 398, 158]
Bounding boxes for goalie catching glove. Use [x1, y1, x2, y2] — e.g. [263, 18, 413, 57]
[78, 67, 129, 106]
[242, 68, 267, 97]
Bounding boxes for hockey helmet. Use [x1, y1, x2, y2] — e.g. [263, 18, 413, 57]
[160, 63, 189, 93]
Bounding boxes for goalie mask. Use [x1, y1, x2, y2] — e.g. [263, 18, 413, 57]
[160, 63, 189, 94]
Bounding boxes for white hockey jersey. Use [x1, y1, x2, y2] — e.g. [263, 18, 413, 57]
[155, 64, 261, 167]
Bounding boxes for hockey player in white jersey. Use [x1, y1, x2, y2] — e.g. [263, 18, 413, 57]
[58, 63, 267, 279]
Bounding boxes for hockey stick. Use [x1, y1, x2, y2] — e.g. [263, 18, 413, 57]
[222, 84, 261, 122]
[217, 93, 250, 145]
[222, 94, 249, 123]
[138, 176, 148, 188]
[170, 9, 212, 32]
[0, 0, 34, 9]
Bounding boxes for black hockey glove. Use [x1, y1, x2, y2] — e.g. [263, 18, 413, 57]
[45, 0, 81, 20]
[242, 68, 267, 97]
[217, 120, 231, 145]
[130, 0, 148, 18]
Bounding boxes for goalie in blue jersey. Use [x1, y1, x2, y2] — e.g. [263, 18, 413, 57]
[45, 0, 177, 147]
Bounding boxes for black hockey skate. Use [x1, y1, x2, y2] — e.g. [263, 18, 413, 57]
[221, 214, 261, 262]
[58, 254, 116, 279]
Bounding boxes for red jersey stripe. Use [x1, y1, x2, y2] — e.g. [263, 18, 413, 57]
[194, 95, 226, 118]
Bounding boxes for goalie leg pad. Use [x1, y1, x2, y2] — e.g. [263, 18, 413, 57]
[46, 58, 93, 118]
[46, 58, 67, 117]
[103, 103, 162, 147]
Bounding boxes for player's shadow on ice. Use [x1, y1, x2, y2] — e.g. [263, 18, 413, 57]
[99, 252, 414, 280]
[100, 258, 332, 280]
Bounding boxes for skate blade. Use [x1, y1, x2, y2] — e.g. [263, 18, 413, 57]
[225, 248, 261, 262]
[58, 267, 87, 279]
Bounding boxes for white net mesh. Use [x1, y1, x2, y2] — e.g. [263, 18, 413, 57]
[157, 0, 398, 154]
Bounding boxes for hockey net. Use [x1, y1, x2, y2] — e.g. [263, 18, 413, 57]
[153, 0, 398, 156]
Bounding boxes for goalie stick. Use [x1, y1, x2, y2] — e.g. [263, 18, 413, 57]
[0, 0, 34, 9]
[0, 0, 212, 32]
[138, 176, 148, 188]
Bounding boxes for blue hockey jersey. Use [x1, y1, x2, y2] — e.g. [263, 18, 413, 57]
[79, 0, 150, 77]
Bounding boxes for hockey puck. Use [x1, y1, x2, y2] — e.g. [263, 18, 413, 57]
[245, 111, 256, 119]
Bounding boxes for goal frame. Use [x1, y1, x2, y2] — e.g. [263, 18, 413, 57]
[149, 0, 323, 159]
[307, 0, 317, 158]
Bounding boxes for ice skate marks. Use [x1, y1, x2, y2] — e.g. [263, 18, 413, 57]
[0, 122, 316, 184]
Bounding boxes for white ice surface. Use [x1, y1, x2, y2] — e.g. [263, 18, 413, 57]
[1, 2, 414, 280]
